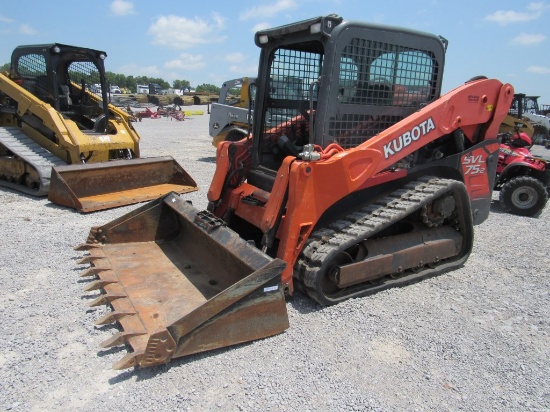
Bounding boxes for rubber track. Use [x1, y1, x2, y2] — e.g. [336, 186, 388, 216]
[0, 127, 64, 196]
[296, 177, 467, 305]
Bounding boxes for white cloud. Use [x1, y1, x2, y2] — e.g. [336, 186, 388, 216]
[165, 54, 206, 71]
[484, 2, 546, 25]
[0, 14, 13, 23]
[118, 63, 160, 77]
[222, 54, 259, 76]
[527, 65, 550, 74]
[484, 10, 537, 25]
[110, 0, 135, 16]
[510, 33, 546, 45]
[240, 0, 297, 21]
[19, 24, 38, 35]
[148, 13, 227, 49]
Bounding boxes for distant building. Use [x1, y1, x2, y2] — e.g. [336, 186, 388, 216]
[137, 84, 148, 94]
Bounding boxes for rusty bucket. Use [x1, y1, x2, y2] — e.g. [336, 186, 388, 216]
[76, 193, 289, 369]
[48, 156, 198, 212]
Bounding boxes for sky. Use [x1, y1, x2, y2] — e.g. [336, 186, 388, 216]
[1, 0, 549, 103]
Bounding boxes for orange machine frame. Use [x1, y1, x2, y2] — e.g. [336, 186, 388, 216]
[208, 78, 514, 292]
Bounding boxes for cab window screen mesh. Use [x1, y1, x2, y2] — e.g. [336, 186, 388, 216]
[331, 37, 437, 148]
[17, 54, 49, 101]
[263, 48, 322, 146]
[67, 61, 101, 92]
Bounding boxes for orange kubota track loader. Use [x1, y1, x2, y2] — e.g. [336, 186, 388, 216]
[0, 43, 197, 212]
[78, 15, 513, 369]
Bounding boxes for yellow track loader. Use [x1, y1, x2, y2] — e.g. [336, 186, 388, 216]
[0, 43, 197, 212]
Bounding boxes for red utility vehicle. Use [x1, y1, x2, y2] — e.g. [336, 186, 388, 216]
[495, 131, 550, 216]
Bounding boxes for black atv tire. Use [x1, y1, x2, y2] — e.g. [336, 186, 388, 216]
[499, 176, 548, 217]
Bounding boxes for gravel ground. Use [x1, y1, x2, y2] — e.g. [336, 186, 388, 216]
[1, 107, 549, 411]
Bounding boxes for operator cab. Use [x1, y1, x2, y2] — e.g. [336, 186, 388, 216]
[10, 43, 110, 133]
[248, 15, 445, 191]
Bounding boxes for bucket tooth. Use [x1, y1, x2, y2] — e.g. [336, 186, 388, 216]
[79, 266, 111, 278]
[112, 351, 144, 370]
[88, 292, 127, 307]
[77, 255, 104, 265]
[79, 267, 98, 278]
[88, 295, 107, 307]
[74, 243, 102, 251]
[85, 259, 112, 272]
[84, 279, 118, 292]
[77, 248, 107, 264]
[95, 310, 135, 326]
[77, 256, 91, 265]
[100, 331, 146, 348]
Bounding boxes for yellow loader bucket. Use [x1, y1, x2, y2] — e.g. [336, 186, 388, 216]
[48, 156, 198, 212]
[76, 193, 289, 369]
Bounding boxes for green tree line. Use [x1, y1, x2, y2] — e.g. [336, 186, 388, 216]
[2, 61, 221, 94]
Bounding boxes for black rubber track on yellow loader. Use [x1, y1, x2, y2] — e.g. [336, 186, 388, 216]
[0, 127, 64, 196]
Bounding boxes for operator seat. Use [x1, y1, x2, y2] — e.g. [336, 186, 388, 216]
[59, 85, 73, 111]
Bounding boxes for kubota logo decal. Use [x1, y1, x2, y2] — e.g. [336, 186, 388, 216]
[383, 117, 436, 158]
